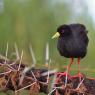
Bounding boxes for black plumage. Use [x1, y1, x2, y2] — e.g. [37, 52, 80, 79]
[52, 23, 89, 78]
[57, 24, 89, 58]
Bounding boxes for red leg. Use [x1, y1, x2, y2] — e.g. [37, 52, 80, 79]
[73, 58, 83, 81]
[55, 58, 74, 82]
[68, 58, 74, 73]
[72, 58, 83, 79]
[56, 58, 74, 78]
[78, 58, 83, 79]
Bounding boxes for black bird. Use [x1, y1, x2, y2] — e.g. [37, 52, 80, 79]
[52, 23, 89, 78]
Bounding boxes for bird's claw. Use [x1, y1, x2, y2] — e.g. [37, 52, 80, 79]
[72, 73, 84, 81]
[56, 72, 70, 77]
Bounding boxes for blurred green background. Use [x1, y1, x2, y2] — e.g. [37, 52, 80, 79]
[0, 0, 95, 94]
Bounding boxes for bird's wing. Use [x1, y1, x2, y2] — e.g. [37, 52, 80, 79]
[69, 24, 89, 45]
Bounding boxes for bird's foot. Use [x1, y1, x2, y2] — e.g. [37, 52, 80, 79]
[72, 72, 84, 81]
[56, 72, 70, 77]
[55, 72, 71, 84]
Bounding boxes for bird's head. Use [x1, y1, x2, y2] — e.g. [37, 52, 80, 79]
[52, 25, 71, 39]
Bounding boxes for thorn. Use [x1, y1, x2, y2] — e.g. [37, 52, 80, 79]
[0, 55, 9, 61]
[48, 88, 56, 95]
[18, 50, 23, 71]
[0, 70, 11, 76]
[76, 78, 84, 90]
[10, 59, 19, 66]
[15, 82, 36, 93]
[47, 70, 49, 84]
[19, 67, 30, 86]
[4, 76, 11, 88]
[41, 69, 57, 76]
[4, 42, 8, 64]
[29, 44, 36, 67]
[3, 43, 16, 71]
[5, 63, 16, 71]
[0, 48, 15, 71]
[45, 42, 49, 66]
[49, 86, 63, 95]
[46, 58, 52, 84]
[31, 71, 37, 81]
[14, 43, 20, 60]
[50, 74, 56, 91]
[47, 60, 50, 83]
[65, 66, 68, 88]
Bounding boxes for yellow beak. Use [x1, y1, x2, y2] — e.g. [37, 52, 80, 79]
[52, 32, 60, 39]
